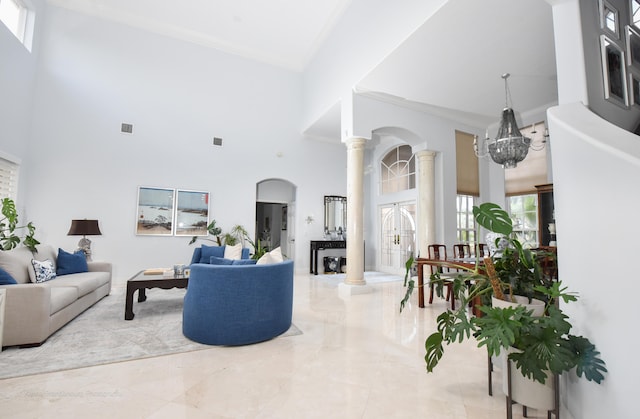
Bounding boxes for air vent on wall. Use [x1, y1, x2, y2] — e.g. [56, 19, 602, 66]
[121, 123, 133, 134]
[213, 137, 223, 146]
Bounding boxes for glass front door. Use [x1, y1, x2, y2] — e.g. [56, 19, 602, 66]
[379, 201, 416, 275]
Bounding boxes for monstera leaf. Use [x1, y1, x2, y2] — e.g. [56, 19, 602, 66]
[473, 203, 513, 236]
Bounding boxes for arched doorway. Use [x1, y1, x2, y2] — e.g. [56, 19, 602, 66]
[256, 179, 296, 259]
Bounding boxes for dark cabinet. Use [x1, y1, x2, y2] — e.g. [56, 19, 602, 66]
[535, 184, 555, 246]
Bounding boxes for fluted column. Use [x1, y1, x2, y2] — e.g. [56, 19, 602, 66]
[416, 150, 436, 256]
[345, 137, 366, 286]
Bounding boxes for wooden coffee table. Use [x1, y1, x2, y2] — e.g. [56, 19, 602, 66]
[124, 270, 189, 320]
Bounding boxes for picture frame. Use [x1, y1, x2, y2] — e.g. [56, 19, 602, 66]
[281, 206, 287, 230]
[174, 189, 210, 236]
[630, 71, 640, 107]
[627, 25, 640, 69]
[136, 187, 175, 235]
[599, 0, 619, 39]
[600, 35, 628, 107]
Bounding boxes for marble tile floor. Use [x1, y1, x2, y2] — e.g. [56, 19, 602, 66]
[0, 273, 570, 418]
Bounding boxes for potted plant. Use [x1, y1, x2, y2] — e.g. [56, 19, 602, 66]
[0, 197, 39, 252]
[189, 221, 267, 260]
[401, 203, 606, 412]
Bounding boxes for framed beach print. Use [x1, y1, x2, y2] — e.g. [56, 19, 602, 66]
[136, 186, 175, 235]
[175, 189, 210, 236]
[600, 35, 628, 107]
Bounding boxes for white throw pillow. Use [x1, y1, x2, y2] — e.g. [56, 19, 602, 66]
[31, 259, 57, 283]
[223, 243, 243, 260]
[256, 247, 284, 265]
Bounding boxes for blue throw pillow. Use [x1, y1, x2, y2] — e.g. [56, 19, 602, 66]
[56, 248, 89, 275]
[199, 245, 225, 263]
[209, 256, 234, 265]
[231, 259, 257, 265]
[0, 267, 17, 285]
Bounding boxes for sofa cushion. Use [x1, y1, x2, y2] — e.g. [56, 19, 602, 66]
[49, 286, 79, 315]
[256, 247, 283, 265]
[0, 267, 17, 285]
[56, 248, 89, 275]
[209, 256, 234, 265]
[48, 272, 110, 298]
[224, 243, 243, 260]
[199, 245, 225, 263]
[31, 259, 57, 283]
[0, 246, 36, 283]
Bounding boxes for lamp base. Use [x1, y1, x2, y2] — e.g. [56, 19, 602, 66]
[77, 237, 92, 261]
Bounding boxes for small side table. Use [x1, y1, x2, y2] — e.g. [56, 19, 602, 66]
[0, 289, 6, 351]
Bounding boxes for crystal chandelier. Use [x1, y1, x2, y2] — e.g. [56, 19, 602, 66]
[474, 73, 548, 169]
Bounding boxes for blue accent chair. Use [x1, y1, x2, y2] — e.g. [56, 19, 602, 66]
[182, 260, 294, 346]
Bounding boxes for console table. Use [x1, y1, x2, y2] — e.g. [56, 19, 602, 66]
[310, 240, 346, 275]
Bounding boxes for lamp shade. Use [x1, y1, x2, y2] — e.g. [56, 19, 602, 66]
[67, 219, 102, 236]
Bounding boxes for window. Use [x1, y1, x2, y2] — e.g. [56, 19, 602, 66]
[0, 0, 34, 51]
[456, 194, 476, 246]
[0, 155, 19, 201]
[507, 194, 538, 248]
[380, 145, 415, 194]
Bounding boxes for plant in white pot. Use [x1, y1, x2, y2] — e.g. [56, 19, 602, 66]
[402, 203, 607, 415]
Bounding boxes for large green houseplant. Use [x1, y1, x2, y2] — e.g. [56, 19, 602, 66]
[0, 197, 39, 252]
[402, 203, 606, 386]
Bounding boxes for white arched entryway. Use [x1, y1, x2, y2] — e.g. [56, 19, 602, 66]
[256, 179, 297, 260]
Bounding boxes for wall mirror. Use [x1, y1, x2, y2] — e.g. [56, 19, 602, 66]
[324, 195, 346, 236]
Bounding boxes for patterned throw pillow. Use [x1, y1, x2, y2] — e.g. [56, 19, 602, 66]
[31, 259, 57, 283]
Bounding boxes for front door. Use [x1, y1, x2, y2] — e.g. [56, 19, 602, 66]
[379, 201, 416, 275]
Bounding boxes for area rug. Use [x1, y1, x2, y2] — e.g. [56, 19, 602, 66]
[0, 287, 302, 380]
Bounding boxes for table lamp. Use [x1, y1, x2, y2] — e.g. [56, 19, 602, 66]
[67, 219, 102, 260]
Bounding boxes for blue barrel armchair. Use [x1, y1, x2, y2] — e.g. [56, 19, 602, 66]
[182, 260, 294, 346]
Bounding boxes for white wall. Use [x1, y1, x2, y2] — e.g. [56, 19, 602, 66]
[548, 103, 637, 418]
[20, 7, 346, 282]
[301, 0, 448, 133]
[0, 0, 45, 207]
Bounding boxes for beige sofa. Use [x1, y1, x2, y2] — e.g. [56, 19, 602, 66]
[0, 245, 111, 347]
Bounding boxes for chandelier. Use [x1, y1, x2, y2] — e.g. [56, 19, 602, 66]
[474, 73, 548, 169]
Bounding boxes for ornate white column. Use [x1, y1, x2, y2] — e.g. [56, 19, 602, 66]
[416, 150, 436, 256]
[344, 137, 366, 286]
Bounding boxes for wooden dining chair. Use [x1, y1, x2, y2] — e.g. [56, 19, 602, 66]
[476, 243, 488, 257]
[453, 243, 471, 259]
[427, 244, 455, 309]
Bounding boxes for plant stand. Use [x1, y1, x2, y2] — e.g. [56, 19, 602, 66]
[506, 359, 559, 419]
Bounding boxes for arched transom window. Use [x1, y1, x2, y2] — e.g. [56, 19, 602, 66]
[380, 145, 415, 194]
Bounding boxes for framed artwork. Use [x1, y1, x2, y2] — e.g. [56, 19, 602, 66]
[630, 72, 640, 107]
[600, 35, 628, 107]
[599, 0, 619, 39]
[175, 189, 210, 236]
[281, 206, 287, 230]
[136, 187, 175, 235]
[627, 25, 640, 69]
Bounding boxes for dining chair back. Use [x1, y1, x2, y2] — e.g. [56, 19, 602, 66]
[453, 244, 471, 259]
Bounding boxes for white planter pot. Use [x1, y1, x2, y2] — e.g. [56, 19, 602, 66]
[492, 295, 545, 316]
[491, 296, 556, 412]
[502, 347, 556, 411]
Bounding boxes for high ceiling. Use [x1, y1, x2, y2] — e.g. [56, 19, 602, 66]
[48, 0, 557, 135]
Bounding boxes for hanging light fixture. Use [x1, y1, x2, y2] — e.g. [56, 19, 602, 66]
[474, 73, 548, 169]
